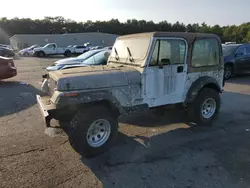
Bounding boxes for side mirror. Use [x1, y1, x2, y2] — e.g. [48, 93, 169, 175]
[235, 52, 244, 57]
[160, 58, 170, 65]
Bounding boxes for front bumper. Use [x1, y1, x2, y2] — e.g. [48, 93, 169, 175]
[36, 95, 56, 127]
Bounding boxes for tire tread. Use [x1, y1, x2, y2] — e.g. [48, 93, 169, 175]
[69, 106, 118, 157]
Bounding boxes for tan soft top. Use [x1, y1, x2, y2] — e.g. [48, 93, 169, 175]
[117, 32, 221, 43]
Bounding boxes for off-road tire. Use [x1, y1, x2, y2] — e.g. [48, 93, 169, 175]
[187, 88, 220, 126]
[68, 106, 118, 157]
[224, 64, 233, 80]
[64, 50, 72, 57]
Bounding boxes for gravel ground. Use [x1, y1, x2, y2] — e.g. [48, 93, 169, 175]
[0, 57, 250, 188]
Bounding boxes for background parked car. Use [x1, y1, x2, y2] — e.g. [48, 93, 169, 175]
[0, 44, 7, 48]
[46, 49, 110, 71]
[18, 44, 41, 56]
[0, 56, 17, 80]
[54, 49, 105, 65]
[0, 47, 15, 57]
[223, 43, 250, 79]
[95, 46, 103, 50]
[104, 46, 113, 50]
[71, 45, 89, 55]
[0, 44, 14, 50]
[33, 43, 74, 57]
[89, 46, 103, 50]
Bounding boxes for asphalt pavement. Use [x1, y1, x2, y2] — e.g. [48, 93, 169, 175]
[0, 57, 250, 188]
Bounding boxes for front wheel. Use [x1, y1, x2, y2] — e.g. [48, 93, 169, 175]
[38, 51, 45, 57]
[68, 106, 118, 157]
[187, 88, 220, 126]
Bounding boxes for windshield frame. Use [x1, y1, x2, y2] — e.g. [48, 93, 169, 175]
[109, 37, 152, 67]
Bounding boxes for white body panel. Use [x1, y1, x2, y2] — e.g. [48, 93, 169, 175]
[141, 37, 188, 107]
[183, 70, 224, 99]
[143, 64, 187, 107]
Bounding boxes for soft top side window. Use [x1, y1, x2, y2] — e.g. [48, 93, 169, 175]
[149, 39, 186, 66]
[191, 38, 220, 67]
[48, 44, 56, 48]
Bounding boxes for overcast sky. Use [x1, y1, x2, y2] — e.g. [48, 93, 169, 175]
[1, 0, 249, 26]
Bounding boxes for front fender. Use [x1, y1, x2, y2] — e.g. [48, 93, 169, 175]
[54, 90, 148, 115]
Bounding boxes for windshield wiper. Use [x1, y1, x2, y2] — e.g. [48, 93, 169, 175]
[127, 47, 134, 62]
[114, 47, 119, 60]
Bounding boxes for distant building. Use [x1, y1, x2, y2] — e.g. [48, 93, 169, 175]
[9, 32, 119, 50]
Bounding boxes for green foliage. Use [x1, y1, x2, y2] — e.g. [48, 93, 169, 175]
[0, 17, 250, 44]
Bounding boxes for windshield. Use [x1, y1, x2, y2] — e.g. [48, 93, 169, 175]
[222, 44, 241, 56]
[110, 37, 151, 65]
[77, 50, 101, 59]
[83, 50, 109, 65]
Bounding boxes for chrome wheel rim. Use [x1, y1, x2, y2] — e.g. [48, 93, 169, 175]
[201, 98, 216, 119]
[86, 119, 111, 148]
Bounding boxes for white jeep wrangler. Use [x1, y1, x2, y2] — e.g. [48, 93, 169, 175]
[37, 32, 224, 157]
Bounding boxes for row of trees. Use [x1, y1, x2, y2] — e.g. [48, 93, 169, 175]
[0, 16, 250, 44]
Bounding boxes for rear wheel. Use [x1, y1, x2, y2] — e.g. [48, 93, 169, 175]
[187, 88, 220, 126]
[224, 64, 233, 80]
[68, 106, 118, 157]
[38, 51, 45, 57]
[64, 50, 72, 57]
